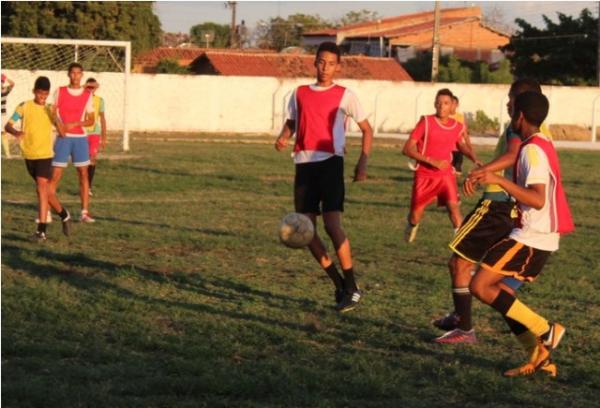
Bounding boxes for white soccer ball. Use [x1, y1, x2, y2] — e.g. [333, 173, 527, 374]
[279, 212, 314, 249]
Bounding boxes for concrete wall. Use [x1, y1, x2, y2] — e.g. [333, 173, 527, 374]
[4, 70, 600, 136]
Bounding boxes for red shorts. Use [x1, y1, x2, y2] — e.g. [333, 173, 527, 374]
[88, 134, 100, 157]
[410, 172, 459, 211]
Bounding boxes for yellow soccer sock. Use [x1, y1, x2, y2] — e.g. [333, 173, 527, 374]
[506, 299, 550, 337]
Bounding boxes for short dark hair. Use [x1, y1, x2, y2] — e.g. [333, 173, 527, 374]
[510, 78, 542, 97]
[68, 62, 83, 74]
[513, 91, 549, 127]
[316, 42, 341, 62]
[436, 88, 453, 99]
[451, 95, 459, 103]
[86, 77, 97, 84]
[34, 76, 50, 91]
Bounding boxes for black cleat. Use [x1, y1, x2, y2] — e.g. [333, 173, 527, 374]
[31, 231, 47, 242]
[432, 311, 460, 331]
[334, 289, 345, 304]
[336, 290, 362, 313]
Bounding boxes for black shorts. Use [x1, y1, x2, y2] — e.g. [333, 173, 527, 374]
[294, 156, 344, 214]
[449, 199, 517, 263]
[25, 158, 53, 181]
[481, 238, 551, 283]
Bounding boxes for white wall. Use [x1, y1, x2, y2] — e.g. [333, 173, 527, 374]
[4, 70, 600, 135]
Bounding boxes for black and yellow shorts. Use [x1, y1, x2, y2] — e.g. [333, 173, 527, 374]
[480, 238, 552, 282]
[449, 199, 516, 263]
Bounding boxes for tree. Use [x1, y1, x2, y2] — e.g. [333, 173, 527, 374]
[255, 13, 332, 50]
[438, 55, 471, 83]
[337, 9, 380, 26]
[503, 8, 598, 85]
[190, 22, 230, 48]
[155, 58, 189, 74]
[1, 2, 162, 56]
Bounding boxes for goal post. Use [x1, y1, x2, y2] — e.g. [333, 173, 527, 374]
[1, 37, 131, 151]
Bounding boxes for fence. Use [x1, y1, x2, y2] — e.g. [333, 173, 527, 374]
[3, 71, 600, 141]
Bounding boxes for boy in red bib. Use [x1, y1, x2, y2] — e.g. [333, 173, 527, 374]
[402, 89, 479, 243]
[469, 91, 574, 376]
[275, 42, 373, 313]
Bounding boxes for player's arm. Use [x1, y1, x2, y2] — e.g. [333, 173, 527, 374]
[402, 138, 449, 170]
[469, 170, 545, 209]
[5, 106, 24, 138]
[275, 119, 295, 151]
[477, 138, 521, 174]
[353, 119, 373, 181]
[458, 128, 482, 166]
[100, 111, 107, 149]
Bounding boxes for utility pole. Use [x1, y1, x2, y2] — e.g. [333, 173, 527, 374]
[431, 1, 441, 82]
[597, 1, 600, 86]
[227, 1, 237, 48]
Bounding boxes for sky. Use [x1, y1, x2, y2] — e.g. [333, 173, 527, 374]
[154, 1, 598, 34]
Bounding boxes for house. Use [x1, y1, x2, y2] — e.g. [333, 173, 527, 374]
[134, 48, 413, 81]
[303, 6, 509, 64]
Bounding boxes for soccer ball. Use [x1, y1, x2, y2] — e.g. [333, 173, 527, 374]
[279, 213, 314, 249]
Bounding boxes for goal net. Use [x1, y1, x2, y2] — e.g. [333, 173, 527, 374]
[1, 37, 131, 151]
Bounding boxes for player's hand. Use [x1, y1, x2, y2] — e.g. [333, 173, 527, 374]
[274, 136, 289, 151]
[463, 177, 479, 196]
[101, 137, 107, 150]
[469, 169, 500, 186]
[353, 153, 368, 182]
[56, 122, 66, 137]
[474, 159, 484, 167]
[430, 159, 450, 170]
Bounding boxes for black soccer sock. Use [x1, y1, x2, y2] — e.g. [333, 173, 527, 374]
[324, 263, 344, 291]
[37, 222, 47, 234]
[88, 165, 96, 188]
[58, 208, 69, 221]
[342, 267, 358, 292]
[452, 287, 472, 331]
[503, 316, 528, 336]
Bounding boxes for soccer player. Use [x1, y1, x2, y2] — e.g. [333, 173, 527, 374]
[450, 95, 472, 175]
[433, 79, 545, 345]
[83, 78, 106, 197]
[2, 73, 16, 158]
[4, 76, 72, 241]
[50, 62, 96, 223]
[274, 41, 373, 312]
[468, 91, 574, 376]
[402, 89, 479, 243]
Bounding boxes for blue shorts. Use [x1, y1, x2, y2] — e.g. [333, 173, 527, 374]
[53, 137, 90, 167]
[502, 277, 523, 291]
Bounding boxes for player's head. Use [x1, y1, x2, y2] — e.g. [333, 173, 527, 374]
[507, 78, 542, 117]
[314, 42, 341, 85]
[450, 95, 459, 114]
[86, 77, 99, 94]
[33, 76, 51, 105]
[434, 88, 454, 119]
[511, 91, 549, 136]
[67, 62, 84, 87]
[1, 73, 5, 84]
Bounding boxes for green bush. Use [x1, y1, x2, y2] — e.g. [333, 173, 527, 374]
[155, 58, 189, 74]
[467, 110, 500, 135]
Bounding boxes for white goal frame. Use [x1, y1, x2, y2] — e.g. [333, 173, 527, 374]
[1, 37, 132, 151]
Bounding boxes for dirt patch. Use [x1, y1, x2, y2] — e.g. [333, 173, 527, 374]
[549, 124, 598, 141]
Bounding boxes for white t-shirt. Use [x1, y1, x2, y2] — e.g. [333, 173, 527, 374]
[286, 84, 367, 164]
[509, 136, 560, 251]
[51, 87, 94, 137]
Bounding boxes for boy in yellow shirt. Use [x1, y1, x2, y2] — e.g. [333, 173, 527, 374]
[5, 76, 72, 241]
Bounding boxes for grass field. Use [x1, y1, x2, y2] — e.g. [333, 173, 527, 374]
[2, 135, 599, 407]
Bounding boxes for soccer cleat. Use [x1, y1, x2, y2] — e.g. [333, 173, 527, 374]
[35, 210, 53, 224]
[503, 358, 557, 378]
[334, 289, 345, 304]
[404, 222, 419, 243]
[433, 328, 477, 344]
[336, 290, 362, 313]
[542, 323, 566, 350]
[31, 231, 47, 242]
[88, 189, 93, 197]
[432, 311, 460, 331]
[80, 210, 96, 223]
[61, 211, 72, 236]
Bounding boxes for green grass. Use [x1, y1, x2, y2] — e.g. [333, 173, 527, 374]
[2, 136, 600, 407]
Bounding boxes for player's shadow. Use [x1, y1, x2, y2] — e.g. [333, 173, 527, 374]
[124, 164, 198, 178]
[99, 215, 237, 237]
[345, 197, 407, 209]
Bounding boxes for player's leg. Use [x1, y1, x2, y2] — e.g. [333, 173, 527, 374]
[50, 138, 72, 235]
[87, 134, 100, 194]
[471, 239, 564, 372]
[440, 173, 462, 230]
[72, 137, 94, 222]
[446, 202, 463, 230]
[295, 160, 345, 302]
[1, 114, 12, 158]
[406, 175, 437, 243]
